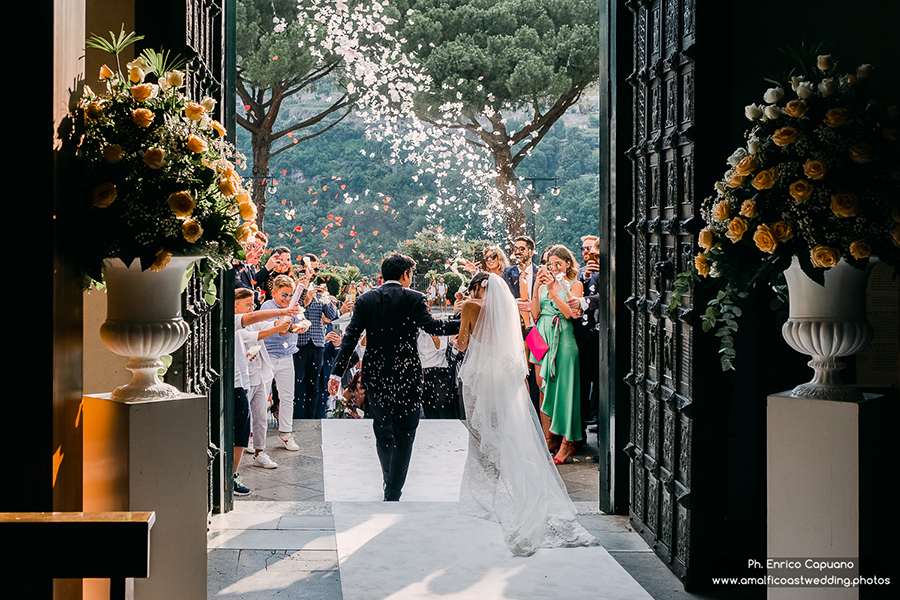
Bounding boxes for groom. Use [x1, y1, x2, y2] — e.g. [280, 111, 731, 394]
[328, 253, 460, 501]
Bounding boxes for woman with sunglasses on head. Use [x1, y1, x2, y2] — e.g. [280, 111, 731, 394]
[530, 245, 583, 465]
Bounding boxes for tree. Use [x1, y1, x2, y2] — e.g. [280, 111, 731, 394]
[236, 0, 353, 230]
[395, 0, 600, 239]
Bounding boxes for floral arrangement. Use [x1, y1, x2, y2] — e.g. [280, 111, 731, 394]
[672, 51, 900, 370]
[76, 28, 259, 290]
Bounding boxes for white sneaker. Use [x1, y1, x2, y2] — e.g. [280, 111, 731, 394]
[252, 452, 278, 469]
[278, 433, 300, 451]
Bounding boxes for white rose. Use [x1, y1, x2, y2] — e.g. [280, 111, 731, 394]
[728, 147, 748, 166]
[714, 181, 726, 195]
[763, 87, 784, 103]
[744, 103, 763, 121]
[747, 139, 762, 155]
[796, 81, 815, 99]
[818, 78, 837, 97]
[764, 105, 782, 120]
[817, 54, 834, 71]
[200, 96, 218, 112]
[857, 64, 873, 78]
[790, 75, 808, 92]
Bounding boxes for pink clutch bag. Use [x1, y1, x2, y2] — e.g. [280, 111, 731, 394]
[525, 326, 549, 362]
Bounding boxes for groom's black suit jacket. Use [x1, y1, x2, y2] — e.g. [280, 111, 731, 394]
[331, 282, 460, 405]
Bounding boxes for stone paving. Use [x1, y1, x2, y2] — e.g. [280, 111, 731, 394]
[208, 420, 746, 600]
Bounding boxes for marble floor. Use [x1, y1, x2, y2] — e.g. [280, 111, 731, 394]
[208, 419, 662, 600]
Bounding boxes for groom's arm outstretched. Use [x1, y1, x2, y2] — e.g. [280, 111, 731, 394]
[328, 298, 366, 395]
[412, 292, 460, 336]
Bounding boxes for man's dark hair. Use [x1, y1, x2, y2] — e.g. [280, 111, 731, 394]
[513, 235, 535, 251]
[273, 246, 291, 255]
[382, 253, 416, 281]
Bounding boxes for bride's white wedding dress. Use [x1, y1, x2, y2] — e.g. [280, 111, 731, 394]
[458, 273, 598, 556]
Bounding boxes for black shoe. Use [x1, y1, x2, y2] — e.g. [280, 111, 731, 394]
[233, 473, 250, 496]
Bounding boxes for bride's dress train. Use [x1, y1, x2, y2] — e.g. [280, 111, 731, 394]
[458, 274, 598, 556]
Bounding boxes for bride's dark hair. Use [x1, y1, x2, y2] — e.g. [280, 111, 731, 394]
[468, 272, 490, 292]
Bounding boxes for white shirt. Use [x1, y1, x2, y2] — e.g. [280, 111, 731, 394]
[417, 329, 448, 369]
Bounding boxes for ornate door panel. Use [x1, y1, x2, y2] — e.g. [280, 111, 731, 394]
[138, 0, 235, 513]
[623, 0, 703, 585]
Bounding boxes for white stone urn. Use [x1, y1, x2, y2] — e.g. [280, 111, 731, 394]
[100, 256, 199, 400]
[781, 256, 877, 402]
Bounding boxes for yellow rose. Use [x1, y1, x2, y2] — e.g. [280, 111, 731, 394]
[182, 220, 204, 243]
[235, 189, 251, 206]
[184, 102, 206, 121]
[129, 66, 144, 84]
[892, 204, 900, 223]
[713, 199, 731, 221]
[167, 191, 195, 218]
[772, 127, 800, 146]
[789, 180, 814, 202]
[725, 217, 748, 243]
[725, 172, 745, 188]
[219, 169, 241, 197]
[210, 120, 226, 138]
[698, 227, 716, 251]
[893, 224, 900, 248]
[734, 155, 759, 177]
[150, 249, 172, 272]
[238, 200, 256, 221]
[783, 100, 808, 118]
[884, 128, 900, 142]
[142, 147, 166, 169]
[830, 192, 860, 218]
[85, 101, 105, 120]
[92, 182, 117, 208]
[694, 253, 710, 277]
[849, 143, 875, 164]
[739, 199, 758, 218]
[132, 108, 155, 128]
[849, 239, 872, 260]
[99, 64, 114, 80]
[803, 159, 827, 180]
[752, 223, 778, 254]
[810, 245, 841, 268]
[771, 221, 793, 243]
[751, 168, 777, 190]
[823, 108, 853, 128]
[235, 222, 254, 244]
[103, 145, 124, 164]
[130, 83, 157, 102]
[186, 134, 208, 154]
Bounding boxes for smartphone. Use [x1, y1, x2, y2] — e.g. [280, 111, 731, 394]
[474, 250, 485, 267]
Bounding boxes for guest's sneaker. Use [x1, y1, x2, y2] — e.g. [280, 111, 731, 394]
[233, 473, 250, 496]
[246, 436, 255, 454]
[278, 433, 300, 451]
[252, 452, 278, 469]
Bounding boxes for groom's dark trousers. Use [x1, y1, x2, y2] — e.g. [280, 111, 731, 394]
[330, 280, 460, 501]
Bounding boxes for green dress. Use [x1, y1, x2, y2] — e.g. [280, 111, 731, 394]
[529, 286, 582, 442]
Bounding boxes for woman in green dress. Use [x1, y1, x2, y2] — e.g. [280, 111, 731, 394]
[529, 245, 583, 464]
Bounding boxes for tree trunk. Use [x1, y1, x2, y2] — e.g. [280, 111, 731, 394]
[492, 146, 526, 243]
[251, 132, 271, 232]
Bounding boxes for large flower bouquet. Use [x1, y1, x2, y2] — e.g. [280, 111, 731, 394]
[672, 53, 900, 370]
[76, 29, 259, 290]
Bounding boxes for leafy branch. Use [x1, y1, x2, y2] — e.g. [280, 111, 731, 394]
[86, 25, 144, 77]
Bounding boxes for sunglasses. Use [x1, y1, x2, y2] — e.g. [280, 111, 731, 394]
[280, 292, 291, 299]
[485, 253, 498, 261]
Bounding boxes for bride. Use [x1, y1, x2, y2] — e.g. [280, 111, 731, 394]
[455, 272, 598, 556]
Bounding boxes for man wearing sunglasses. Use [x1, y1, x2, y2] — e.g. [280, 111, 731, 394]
[501, 236, 541, 413]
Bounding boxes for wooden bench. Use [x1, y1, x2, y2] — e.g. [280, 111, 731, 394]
[0, 511, 155, 600]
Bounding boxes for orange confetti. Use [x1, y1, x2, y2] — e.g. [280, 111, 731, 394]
[349, 231, 357, 236]
[340, 184, 346, 190]
[313, 199, 318, 204]
[365, 259, 371, 264]
[327, 214, 334, 219]
[293, 226, 302, 232]
[282, 169, 287, 175]
[273, 55, 279, 60]
[339, 244, 344, 248]
[373, 231, 379, 235]
[359, 254, 365, 259]
[281, 199, 287, 205]
[407, 240, 412, 245]
[323, 185, 328, 191]
[383, 205, 388, 211]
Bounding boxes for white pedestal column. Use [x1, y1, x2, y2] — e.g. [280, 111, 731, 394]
[766, 392, 886, 600]
[84, 393, 208, 600]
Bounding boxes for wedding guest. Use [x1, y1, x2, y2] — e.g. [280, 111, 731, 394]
[573, 236, 601, 439]
[417, 329, 456, 419]
[502, 236, 541, 413]
[235, 288, 292, 470]
[233, 289, 298, 493]
[530, 244, 583, 464]
[260, 274, 310, 451]
[436, 278, 448, 315]
[294, 269, 341, 419]
[255, 246, 293, 304]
